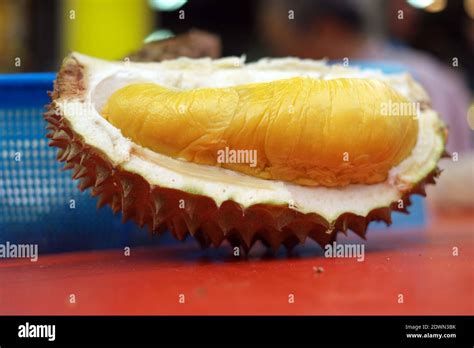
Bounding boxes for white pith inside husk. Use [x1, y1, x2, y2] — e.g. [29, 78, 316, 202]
[53, 53, 445, 222]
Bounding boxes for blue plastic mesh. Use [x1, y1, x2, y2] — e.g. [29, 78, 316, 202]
[0, 73, 167, 253]
[0, 68, 426, 254]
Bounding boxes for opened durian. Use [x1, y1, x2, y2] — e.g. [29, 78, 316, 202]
[45, 53, 447, 251]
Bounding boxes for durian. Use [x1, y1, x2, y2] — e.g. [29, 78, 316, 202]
[45, 53, 447, 251]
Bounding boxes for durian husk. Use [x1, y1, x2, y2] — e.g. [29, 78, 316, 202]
[44, 56, 447, 252]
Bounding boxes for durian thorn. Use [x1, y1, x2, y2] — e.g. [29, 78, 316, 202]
[120, 177, 134, 198]
[193, 229, 212, 249]
[413, 182, 427, 197]
[96, 193, 112, 208]
[111, 194, 122, 214]
[46, 124, 58, 132]
[183, 215, 200, 236]
[44, 114, 62, 126]
[79, 152, 90, 166]
[121, 208, 135, 224]
[72, 165, 88, 180]
[77, 176, 94, 190]
[50, 140, 67, 150]
[325, 222, 335, 235]
[168, 216, 189, 241]
[95, 165, 112, 187]
[62, 162, 75, 171]
[152, 211, 169, 231]
[51, 129, 70, 142]
[240, 227, 257, 249]
[66, 142, 82, 162]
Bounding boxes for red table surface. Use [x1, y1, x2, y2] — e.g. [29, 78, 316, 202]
[0, 214, 473, 315]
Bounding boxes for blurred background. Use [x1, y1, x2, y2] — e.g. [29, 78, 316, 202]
[0, 0, 473, 253]
[0, 0, 473, 147]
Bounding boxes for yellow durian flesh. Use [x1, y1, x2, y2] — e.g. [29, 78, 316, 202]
[101, 77, 419, 187]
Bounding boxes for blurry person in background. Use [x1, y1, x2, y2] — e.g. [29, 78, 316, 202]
[128, 29, 221, 62]
[258, 0, 472, 153]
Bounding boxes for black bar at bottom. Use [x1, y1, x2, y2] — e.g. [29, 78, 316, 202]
[0, 316, 472, 346]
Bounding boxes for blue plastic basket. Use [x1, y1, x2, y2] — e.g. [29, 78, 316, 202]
[0, 67, 426, 253]
[0, 72, 167, 253]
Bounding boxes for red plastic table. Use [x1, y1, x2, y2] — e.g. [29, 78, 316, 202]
[1, 214, 472, 315]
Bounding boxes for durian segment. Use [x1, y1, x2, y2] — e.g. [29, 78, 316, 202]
[102, 77, 418, 187]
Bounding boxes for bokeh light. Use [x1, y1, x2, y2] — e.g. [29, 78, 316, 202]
[148, 0, 187, 11]
[468, 102, 474, 131]
[425, 0, 447, 13]
[465, 0, 474, 19]
[407, 0, 435, 9]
